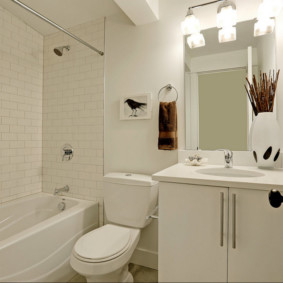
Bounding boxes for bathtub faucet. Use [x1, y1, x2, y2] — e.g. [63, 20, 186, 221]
[54, 185, 70, 196]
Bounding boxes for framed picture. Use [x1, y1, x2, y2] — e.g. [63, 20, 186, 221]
[120, 93, 152, 120]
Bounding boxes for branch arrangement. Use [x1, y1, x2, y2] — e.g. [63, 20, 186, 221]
[245, 70, 280, 115]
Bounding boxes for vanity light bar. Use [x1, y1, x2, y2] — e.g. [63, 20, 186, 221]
[182, 0, 282, 46]
[181, 0, 225, 37]
[188, 0, 224, 10]
[181, 0, 238, 48]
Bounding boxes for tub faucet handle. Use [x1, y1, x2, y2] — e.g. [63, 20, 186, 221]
[54, 185, 70, 195]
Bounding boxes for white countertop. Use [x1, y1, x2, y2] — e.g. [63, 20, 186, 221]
[152, 163, 283, 190]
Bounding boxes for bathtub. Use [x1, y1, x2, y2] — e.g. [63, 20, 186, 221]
[0, 193, 98, 282]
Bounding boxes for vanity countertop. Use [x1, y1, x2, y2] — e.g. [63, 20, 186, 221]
[152, 163, 283, 190]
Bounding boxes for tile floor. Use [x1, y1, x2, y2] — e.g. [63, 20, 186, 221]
[69, 263, 158, 282]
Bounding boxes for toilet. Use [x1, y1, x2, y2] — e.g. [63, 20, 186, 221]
[70, 173, 159, 282]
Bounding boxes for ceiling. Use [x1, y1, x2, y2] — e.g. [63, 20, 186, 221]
[0, 0, 123, 35]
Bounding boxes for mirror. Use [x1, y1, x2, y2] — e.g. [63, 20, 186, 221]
[185, 19, 276, 151]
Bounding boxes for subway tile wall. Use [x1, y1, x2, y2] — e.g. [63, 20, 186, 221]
[42, 19, 104, 224]
[0, 6, 43, 203]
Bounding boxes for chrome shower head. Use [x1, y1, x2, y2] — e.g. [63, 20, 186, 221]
[53, 45, 70, 56]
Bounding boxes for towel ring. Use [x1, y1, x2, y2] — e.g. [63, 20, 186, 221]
[158, 84, 178, 102]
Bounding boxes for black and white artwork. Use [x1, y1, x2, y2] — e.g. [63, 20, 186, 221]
[120, 93, 152, 120]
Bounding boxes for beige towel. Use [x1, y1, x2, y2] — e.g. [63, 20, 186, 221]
[158, 101, 178, 150]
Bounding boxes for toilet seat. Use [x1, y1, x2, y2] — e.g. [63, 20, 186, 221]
[73, 224, 132, 263]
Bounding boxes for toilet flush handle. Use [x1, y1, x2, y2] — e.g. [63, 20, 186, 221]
[147, 215, 159, 220]
[146, 206, 159, 220]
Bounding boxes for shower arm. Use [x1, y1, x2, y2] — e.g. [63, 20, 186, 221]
[10, 0, 104, 56]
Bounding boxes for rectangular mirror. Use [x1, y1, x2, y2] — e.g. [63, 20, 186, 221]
[185, 19, 276, 151]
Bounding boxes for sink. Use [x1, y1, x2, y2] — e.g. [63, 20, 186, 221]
[196, 168, 265, 178]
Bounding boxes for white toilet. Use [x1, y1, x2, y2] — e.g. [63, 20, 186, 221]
[70, 173, 159, 282]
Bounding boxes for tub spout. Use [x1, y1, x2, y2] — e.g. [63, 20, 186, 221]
[54, 185, 69, 195]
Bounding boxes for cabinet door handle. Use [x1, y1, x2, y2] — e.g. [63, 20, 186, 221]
[220, 192, 224, 247]
[232, 193, 236, 249]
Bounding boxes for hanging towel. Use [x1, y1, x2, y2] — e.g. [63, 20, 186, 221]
[158, 101, 178, 150]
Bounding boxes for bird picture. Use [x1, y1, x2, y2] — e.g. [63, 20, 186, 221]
[124, 98, 147, 117]
[120, 94, 152, 120]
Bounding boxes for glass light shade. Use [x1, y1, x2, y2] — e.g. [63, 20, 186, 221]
[271, 0, 283, 16]
[257, 2, 273, 19]
[254, 18, 275, 36]
[217, 5, 237, 28]
[262, 0, 283, 17]
[187, 33, 205, 49]
[218, 26, 236, 43]
[181, 14, 201, 35]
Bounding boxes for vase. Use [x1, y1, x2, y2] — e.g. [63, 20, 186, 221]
[251, 112, 280, 168]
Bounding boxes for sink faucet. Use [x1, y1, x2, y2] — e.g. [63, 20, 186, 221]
[54, 185, 69, 196]
[218, 149, 233, 168]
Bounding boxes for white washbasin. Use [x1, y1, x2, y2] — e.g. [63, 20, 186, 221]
[196, 168, 265, 178]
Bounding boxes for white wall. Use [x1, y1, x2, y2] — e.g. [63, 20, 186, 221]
[104, 0, 268, 270]
[190, 49, 248, 72]
[257, 33, 276, 74]
[104, 0, 280, 269]
[275, 14, 283, 148]
[104, 6, 185, 176]
[0, 6, 43, 204]
[105, 1, 185, 268]
[42, 19, 105, 225]
[104, 0, 264, 175]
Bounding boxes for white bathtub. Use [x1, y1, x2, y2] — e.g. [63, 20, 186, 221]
[0, 193, 98, 282]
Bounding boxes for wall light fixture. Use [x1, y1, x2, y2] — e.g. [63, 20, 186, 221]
[181, 0, 237, 48]
[217, 0, 237, 43]
[181, 0, 282, 47]
[181, 8, 205, 48]
[181, 9, 201, 36]
[254, 0, 282, 37]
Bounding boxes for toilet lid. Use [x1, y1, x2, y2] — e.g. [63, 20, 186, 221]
[74, 224, 131, 261]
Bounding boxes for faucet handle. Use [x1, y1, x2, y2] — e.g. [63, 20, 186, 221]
[217, 149, 233, 168]
[54, 185, 70, 195]
[217, 149, 232, 155]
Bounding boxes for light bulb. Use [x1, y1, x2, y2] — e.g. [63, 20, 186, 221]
[187, 33, 205, 49]
[262, 0, 283, 17]
[181, 14, 201, 35]
[217, 5, 237, 28]
[257, 2, 273, 19]
[218, 26, 236, 43]
[254, 18, 275, 36]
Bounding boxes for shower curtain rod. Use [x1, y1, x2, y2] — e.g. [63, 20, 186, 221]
[10, 0, 104, 56]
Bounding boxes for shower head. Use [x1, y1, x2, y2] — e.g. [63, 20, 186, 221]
[53, 45, 70, 56]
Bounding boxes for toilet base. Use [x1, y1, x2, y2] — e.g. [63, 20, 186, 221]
[85, 264, 133, 283]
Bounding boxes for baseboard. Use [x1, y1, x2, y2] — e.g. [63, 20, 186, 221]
[130, 248, 158, 270]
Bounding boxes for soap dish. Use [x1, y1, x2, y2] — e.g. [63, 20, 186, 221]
[185, 154, 208, 166]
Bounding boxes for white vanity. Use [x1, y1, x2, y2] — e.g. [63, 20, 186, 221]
[153, 163, 283, 282]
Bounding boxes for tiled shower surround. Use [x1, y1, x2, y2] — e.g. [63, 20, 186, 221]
[0, 5, 105, 224]
[42, 19, 105, 224]
[0, 7, 43, 203]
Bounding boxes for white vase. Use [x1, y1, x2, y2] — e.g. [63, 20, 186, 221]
[251, 112, 280, 168]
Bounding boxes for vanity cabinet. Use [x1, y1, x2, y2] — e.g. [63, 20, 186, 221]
[227, 187, 283, 282]
[159, 182, 283, 282]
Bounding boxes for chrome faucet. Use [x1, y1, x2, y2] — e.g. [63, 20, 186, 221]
[54, 185, 69, 195]
[218, 149, 233, 168]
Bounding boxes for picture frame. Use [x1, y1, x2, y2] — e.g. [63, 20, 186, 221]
[120, 93, 152, 120]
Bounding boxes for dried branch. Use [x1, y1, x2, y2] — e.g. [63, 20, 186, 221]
[245, 70, 280, 115]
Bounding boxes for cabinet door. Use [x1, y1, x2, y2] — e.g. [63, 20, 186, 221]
[228, 188, 283, 282]
[159, 182, 228, 282]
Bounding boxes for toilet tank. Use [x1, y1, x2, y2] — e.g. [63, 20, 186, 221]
[103, 173, 159, 228]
